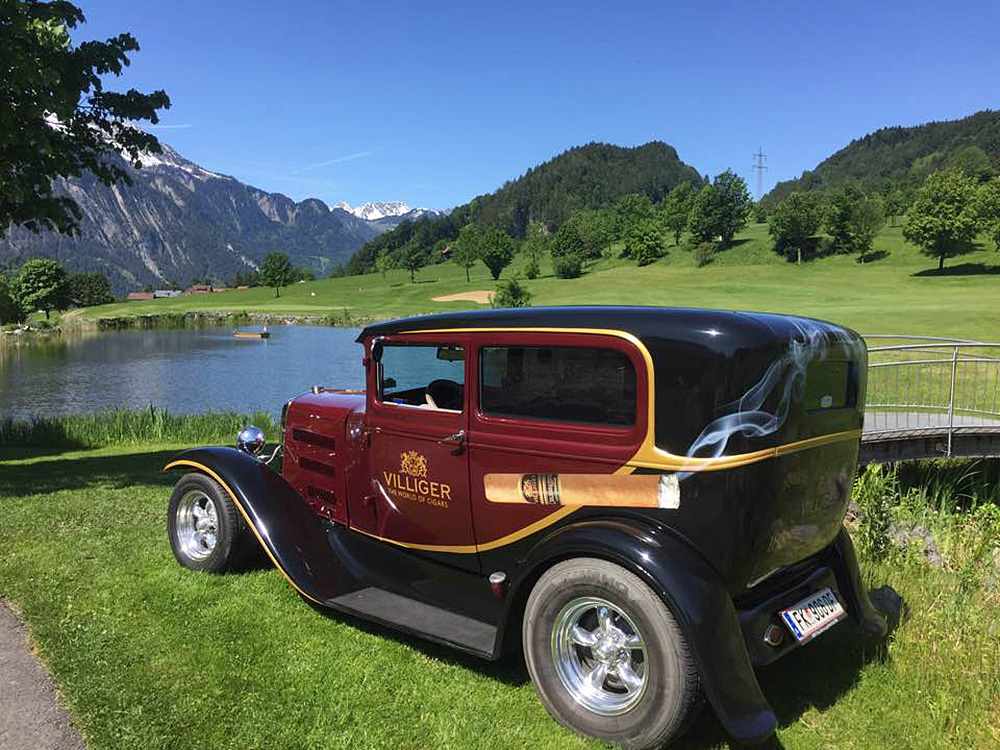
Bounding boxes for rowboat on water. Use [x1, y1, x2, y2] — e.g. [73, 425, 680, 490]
[233, 326, 270, 339]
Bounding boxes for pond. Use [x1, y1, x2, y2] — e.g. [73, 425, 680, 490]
[0, 326, 365, 420]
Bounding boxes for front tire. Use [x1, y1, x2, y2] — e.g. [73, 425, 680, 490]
[168, 472, 246, 573]
[523, 558, 699, 749]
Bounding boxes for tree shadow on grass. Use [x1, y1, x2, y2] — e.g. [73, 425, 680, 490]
[913, 262, 1000, 277]
[0, 448, 180, 497]
[857, 249, 890, 264]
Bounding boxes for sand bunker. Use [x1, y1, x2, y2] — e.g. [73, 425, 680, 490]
[432, 291, 494, 304]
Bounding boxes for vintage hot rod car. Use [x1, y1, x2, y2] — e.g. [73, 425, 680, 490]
[165, 307, 887, 749]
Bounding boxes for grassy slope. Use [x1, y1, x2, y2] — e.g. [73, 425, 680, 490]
[72, 223, 1000, 341]
[1, 444, 998, 750]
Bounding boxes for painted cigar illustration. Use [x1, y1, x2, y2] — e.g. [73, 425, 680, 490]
[484, 473, 680, 509]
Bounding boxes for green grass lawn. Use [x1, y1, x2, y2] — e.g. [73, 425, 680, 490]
[70, 223, 1000, 341]
[1, 440, 998, 749]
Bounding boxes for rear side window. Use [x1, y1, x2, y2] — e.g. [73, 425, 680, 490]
[480, 346, 636, 426]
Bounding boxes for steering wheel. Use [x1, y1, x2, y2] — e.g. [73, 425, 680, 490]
[426, 379, 463, 411]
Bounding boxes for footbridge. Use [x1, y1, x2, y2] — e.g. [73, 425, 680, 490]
[860, 336, 1000, 464]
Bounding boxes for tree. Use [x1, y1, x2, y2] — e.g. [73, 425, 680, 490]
[0, 273, 24, 324]
[827, 185, 885, 262]
[521, 221, 547, 279]
[768, 191, 823, 264]
[232, 269, 260, 287]
[949, 145, 994, 183]
[375, 250, 392, 282]
[688, 170, 751, 244]
[977, 177, 1000, 251]
[291, 266, 316, 282]
[451, 224, 480, 282]
[885, 187, 908, 227]
[660, 183, 695, 245]
[614, 194, 655, 255]
[258, 251, 294, 297]
[903, 170, 981, 270]
[624, 219, 667, 267]
[67, 272, 114, 306]
[400, 239, 427, 282]
[552, 253, 583, 279]
[491, 277, 532, 308]
[1, 0, 170, 239]
[16, 258, 68, 318]
[478, 227, 515, 280]
[569, 210, 613, 259]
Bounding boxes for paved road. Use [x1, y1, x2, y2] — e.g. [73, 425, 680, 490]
[0, 601, 85, 750]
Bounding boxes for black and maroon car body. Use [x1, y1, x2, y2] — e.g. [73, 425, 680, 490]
[166, 307, 887, 747]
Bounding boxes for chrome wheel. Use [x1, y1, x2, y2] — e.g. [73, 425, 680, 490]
[175, 489, 219, 562]
[551, 596, 648, 716]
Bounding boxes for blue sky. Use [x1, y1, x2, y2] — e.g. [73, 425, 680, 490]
[80, 0, 998, 210]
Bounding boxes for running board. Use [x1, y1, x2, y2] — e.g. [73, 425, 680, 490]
[329, 587, 497, 657]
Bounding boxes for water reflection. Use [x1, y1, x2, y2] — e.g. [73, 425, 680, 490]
[0, 326, 365, 419]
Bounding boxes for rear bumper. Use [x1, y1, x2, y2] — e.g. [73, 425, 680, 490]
[736, 528, 887, 667]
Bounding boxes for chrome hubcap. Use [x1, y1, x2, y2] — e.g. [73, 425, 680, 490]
[551, 597, 648, 716]
[175, 490, 219, 562]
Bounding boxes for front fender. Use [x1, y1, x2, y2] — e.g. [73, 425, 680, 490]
[165, 447, 338, 603]
[505, 518, 776, 746]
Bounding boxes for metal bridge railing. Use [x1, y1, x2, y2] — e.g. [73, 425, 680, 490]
[862, 336, 1000, 455]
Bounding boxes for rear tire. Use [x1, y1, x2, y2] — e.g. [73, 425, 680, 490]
[168, 472, 247, 573]
[523, 558, 699, 749]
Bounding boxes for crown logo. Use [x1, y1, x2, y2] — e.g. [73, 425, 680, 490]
[400, 450, 427, 478]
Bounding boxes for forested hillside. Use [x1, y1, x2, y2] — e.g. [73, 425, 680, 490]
[344, 141, 702, 274]
[765, 110, 1000, 204]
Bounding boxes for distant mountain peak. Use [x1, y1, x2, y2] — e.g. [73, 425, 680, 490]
[333, 200, 414, 221]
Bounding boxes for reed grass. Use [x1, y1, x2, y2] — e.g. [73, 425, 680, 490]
[0, 406, 278, 449]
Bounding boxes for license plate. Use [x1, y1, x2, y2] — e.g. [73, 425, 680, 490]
[780, 587, 846, 643]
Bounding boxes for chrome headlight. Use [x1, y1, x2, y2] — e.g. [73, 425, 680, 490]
[237, 425, 266, 456]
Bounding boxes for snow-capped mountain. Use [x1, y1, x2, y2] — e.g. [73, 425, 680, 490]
[0, 143, 381, 293]
[333, 201, 414, 221]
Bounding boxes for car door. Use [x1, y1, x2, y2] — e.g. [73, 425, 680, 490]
[467, 331, 648, 560]
[350, 334, 479, 573]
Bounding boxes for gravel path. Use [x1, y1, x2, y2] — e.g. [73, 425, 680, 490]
[0, 601, 85, 750]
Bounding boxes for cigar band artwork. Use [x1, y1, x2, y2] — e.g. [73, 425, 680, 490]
[381, 450, 451, 508]
[485, 472, 681, 510]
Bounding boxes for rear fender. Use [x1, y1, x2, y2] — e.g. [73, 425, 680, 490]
[502, 518, 776, 746]
[165, 447, 340, 603]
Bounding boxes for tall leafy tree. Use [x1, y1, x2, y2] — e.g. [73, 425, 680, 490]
[885, 187, 908, 227]
[0, 273, 23, 324]
[1, 0, 170, 238]
[903, 170, 981, 270]
[827, 185, 886, 262]
[688, 170, 751, 244]
[451, 224, 480, 282]
[977, 177, 1000, 251]
[67, 271, 114, 306]
[375, 250, 392, 282]
[660, 182, 695, 245]
[16, 258, 68, 318]
[521, 221, 547, 279]
[768, 191, 823, 264]
[614, 194, 655, 256]
[478, 227, 515, 280]
[624, 219, 667, 267]
[258, 251, 294, 297]
[399, 239, 426, 282]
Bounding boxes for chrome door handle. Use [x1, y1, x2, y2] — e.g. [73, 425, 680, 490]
[439, 430, 467, 454]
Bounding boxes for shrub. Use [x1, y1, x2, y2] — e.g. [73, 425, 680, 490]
[491, 277, 532, 308]
[552, 253, 583, 279]
[692, 242, 715, 267]
[524, 257, 540, 280]
[852, 464, 897, 561]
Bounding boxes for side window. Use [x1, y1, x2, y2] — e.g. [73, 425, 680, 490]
[378, 343, 465, 411]
[480, 346, 636, 426]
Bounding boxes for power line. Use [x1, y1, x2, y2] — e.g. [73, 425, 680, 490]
[752, 147, 768, 200]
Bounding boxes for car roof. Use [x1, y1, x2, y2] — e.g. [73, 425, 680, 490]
[357, 306, 848, 347]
